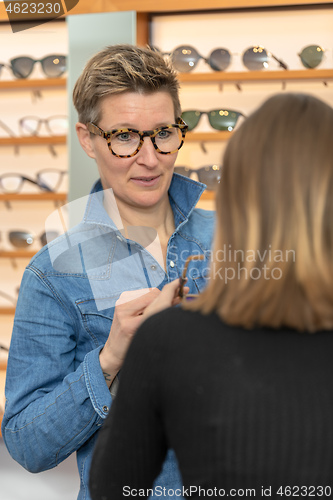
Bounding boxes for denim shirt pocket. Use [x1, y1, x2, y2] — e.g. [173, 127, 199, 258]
[76, 298, 116, 347]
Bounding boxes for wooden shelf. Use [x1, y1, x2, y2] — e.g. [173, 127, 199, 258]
[0, 78, 66, 91]
[0, 192, 66, 201]
[0, 250, 36, 259]
[186, 131, 233, 141]
[0, 307, 15, 315]
[200, 190, 216, 201]
[178, 68, 333, 84]
[0, 135, 66, 146]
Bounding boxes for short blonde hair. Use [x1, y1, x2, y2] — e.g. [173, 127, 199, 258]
[187, 93, 333, 333]
[72, 44, 181, 125]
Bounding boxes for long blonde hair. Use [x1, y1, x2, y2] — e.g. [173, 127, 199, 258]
[187, 93, 333, 332]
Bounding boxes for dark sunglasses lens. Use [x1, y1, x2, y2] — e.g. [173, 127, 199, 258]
[242, 46, 268, 71]
[208, 48, 231, 71]
[299, 45, 324, 69]
[40, 231, 59, 246]
[9, 231, 34, 248]
[172, 46, 201, 72]
[197, 165, 222, 190]
[208, 110, 241, 131]
[181, 111, 202, 131]
[41, 55, 67, 77]
[174, 167, 192, 177]
[10, 57, 34, 79]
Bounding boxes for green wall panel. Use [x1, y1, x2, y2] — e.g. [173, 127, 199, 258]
[67, 11, 137, 202]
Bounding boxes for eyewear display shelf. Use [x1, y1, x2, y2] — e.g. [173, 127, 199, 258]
[0, 77, 67, 321]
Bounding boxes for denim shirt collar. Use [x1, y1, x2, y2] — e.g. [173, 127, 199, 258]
[82, 173, 206, 231]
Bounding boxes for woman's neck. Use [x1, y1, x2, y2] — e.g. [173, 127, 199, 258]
[104, 193, 175, 270]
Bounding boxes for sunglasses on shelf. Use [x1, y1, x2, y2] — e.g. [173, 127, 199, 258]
[0, 54, 67, 79]
[298, 44, 329, 69]
[0, 169, 67, 193]
[164, 45, 288, 72]
[6, 230, 59, 249]
[19, 116, 68, 136]
[182, 109, 245, 132]
[174, 165, 222, 190]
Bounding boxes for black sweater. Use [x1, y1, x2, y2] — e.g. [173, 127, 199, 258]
[90, 307, 333, 499]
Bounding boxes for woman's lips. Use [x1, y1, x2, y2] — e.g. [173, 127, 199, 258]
[130, 175, 161, 187]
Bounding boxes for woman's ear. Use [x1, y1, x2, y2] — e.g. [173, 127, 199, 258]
[76, 123, 96, 159]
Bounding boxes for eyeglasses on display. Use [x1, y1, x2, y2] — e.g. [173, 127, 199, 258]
[19, 116, 68, 136]
[178, 254, 205, 299]
[174, 165, 222, 190]
[0, 54, 67, 79]
[164, 45, 288, 72]
[0, 170, 67, 193]
[0, 289, 19, 306]
[86, 118, 188, 158]
[0, 173, 51, 193]
[181, 109, 245, 132]
[298, 45, 328, 69]
[7, 230, 59, 248]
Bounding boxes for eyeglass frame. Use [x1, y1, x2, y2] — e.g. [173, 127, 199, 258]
[178, 254, 205, 299]
[86, 117, 188, 158]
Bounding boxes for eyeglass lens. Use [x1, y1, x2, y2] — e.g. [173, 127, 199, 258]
[170, 45, 283, 72]
[19, 116, 68, 136]
[109, 126, 183, 156]
[0, 170, 67, 193]
[9, 55, 66, 79]
[174, 166, 222, 190]
[8, 230, 59, 248]
[298, 45, 324, 68]
[182, 109, 243, 131]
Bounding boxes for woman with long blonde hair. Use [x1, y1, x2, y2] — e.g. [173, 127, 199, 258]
[90, 93, 333, 499]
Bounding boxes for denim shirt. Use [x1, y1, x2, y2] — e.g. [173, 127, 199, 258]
[2, 173, 215, 500]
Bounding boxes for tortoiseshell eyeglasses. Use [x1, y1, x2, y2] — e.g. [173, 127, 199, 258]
[86, 118, 188, 158]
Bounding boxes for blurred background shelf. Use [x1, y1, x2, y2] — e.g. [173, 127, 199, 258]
[0, 135, 67, 146]
[0, 192, 67, 201]
[0, 78, 67, 90]
[178, 68, 333, 84]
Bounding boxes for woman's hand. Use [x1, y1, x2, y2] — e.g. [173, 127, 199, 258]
[142, 278, 188, 320]
[99, 280, 188, 387]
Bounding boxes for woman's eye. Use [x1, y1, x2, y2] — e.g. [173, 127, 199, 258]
[115, 132, 131, 141]
[157, 129, 171, 139]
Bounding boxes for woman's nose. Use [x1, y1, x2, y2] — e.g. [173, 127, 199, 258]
[136, 137, 159, 168]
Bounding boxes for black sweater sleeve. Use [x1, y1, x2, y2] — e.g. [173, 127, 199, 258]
[89, 315, 168, 500]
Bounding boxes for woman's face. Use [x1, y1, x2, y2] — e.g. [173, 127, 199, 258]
[85, 91, 179, 215]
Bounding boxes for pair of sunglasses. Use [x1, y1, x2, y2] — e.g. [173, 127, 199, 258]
[298, 45, 328, 69]
[0, 169, 67, 193]
[4, 230, 59, 249]
[166, 45, 288, 72]
[174, 165, 222, 190]
[182, 109, 245, 132]
[19, 116, 68, 136]
[0, 55, 67, 79]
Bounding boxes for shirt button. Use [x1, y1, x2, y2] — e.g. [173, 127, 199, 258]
[170, 261, 175, 268]
[150, 265, 157, 271]
[102, 405, 109, 413]
[116, 235, 122, 241]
